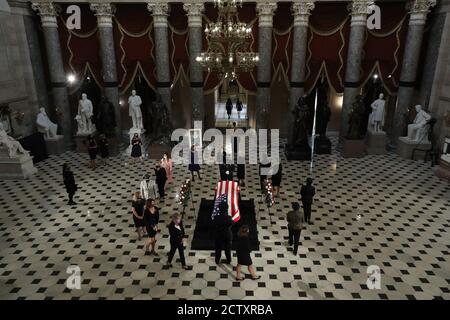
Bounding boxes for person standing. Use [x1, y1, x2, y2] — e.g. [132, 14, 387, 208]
[271, 163, 282, 197]
[131, 191, 145, 240]
[143, 198, 159, 256]
[62, 163, 77, 205]
[300, 178, 316, 224]
[130, 133, 142, 160]
[140, 174, 158, 201]
[213, 202, 233, 265]
[86, 134, 98, 169]
[286, 202, 304, 255]
[237, 163, 245, 187]
[97, 134, 109, 165]
[226, 98, 233, 120]
[161, 152, 173, 185]
[236, 99, 243, 119]
[235, 225, 260, 281]
[166, 213, 191, 270]
[154, 160, 167, 201]
[188, 144, 201, 181]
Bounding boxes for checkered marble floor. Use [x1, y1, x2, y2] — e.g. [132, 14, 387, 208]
[0, 137, 449, 300]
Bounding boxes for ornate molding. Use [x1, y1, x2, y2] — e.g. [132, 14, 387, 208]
[407, 0, 437, 25]
[147, 3, 170, 28]
[183, 3, 204, 28]
[90, 3, 116, 28]
[347, 0, 375, 26]
[292, 1, 315, 27]
[256, 2, 277, 28]
[31, 2, 60, 27]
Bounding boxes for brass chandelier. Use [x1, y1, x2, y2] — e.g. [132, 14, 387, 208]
[196, 0, 259, 80]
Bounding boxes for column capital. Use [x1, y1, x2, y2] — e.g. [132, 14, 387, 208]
[31, 2, 60, 27]
[90, 3, 116, 28]
[256, 2, 277, 28]
[347, 0, 375, 26]
[147, 3, 170, 28]
[406, 0, 437, 25]
[292, 1, 315, 27]
[183, 3, 204, 28]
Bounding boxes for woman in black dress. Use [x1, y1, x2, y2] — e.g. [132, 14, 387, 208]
[143, 198, 159, 256]
[236, 99, 243, 119]
[131, 133, 142, 160]
[62, 163, 77, 205]
[131, 191, 145, 240]
[98, 134, 109, 165]
[188, 144, 201, 181]
[235, 225, 260, 281]
[166, 213, 190, 270]
[271, 163, 282, 197]
[86, 135, 98, 169]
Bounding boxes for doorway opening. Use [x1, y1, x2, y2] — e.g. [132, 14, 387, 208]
[214, 79, 248, 128]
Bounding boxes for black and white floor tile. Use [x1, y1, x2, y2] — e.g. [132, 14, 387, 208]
[0, 138, 449, 300]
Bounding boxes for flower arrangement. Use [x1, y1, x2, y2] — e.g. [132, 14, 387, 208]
[177, 178, 192, 212]
[262, 178, 274, 208]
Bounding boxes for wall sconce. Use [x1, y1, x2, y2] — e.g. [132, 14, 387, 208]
[67, 73, 77, 84]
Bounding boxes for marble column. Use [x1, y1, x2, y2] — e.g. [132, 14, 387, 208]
[256, 2, 277, 130]
[147, 3, 172, 118]
[340, 0, 374, 141]
[90, 3, 121, 137]
[31, 2, 72, 148]
[183, 3, 205, 127]
[391, 0, 436, 144]
[288, 1, 315, 145]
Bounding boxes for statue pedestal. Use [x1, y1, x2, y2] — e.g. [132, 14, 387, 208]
[44, 135, 65, 155]
[342, 139, 366, 158]
[397, 137, 431, 160]
[365, 129, 387, 155]
[314, 136, 332, 154]
[285, 143, 312, 161]
[435, 158, 450, 182]
[0, 147, 37, 179]
[74, 131, 96, 153]
[147, 143, 171, 160]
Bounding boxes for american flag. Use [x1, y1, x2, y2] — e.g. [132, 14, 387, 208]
[214, 180, 241, 222]
[212, 193, 228, 221]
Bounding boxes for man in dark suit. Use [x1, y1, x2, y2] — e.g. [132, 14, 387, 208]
[154, 160, 167, 200]
[213, 202, 233, 264]
[300, 178, 315, 223]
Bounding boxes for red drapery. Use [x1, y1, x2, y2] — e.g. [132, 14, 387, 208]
[53, 2, 419, 97]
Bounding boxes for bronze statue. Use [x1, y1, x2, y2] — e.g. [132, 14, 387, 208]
[316, 99, 331, 137]
[292, 95, 310, 145]
[151, 94, 172, 144]
[347, 94, 366, 140]
[95, 95, 116, 137]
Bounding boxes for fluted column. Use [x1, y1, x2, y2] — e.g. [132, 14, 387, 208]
[256, 2, 277, 130]
[340, 0, 374, 141]
[90, 3, 121, 137]
[391, 0, 436, 144]
[147, 2, 172, 117]
[31, 2, 72, 148]
[288, 1, 315, 145]
[184, 3, 205, 126]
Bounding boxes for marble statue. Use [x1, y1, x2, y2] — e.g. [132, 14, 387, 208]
[76, 93, 94, 134]
[0, 128, 29, 158]
[292, 95, 310, 145]
[128, 90, 143, 130]
[407, 105, 431, 142]
[441, 137, 450, 163]
[36, 107, 58, 139]
[347, 94, 366, 140]
[367, 93, 386, 132]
